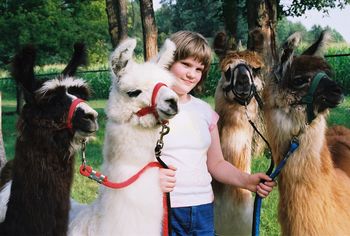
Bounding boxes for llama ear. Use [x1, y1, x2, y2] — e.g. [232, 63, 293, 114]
[153, 39, 176, 69]
[302, 30, 331, 57]
[61, 42, 88, 77]
[213, 32, 228, 59]
[248, 28, 264, 55]
[274, 32, 301, 80]
[11, 45, 37, 102]
[109, 38, 136, 79]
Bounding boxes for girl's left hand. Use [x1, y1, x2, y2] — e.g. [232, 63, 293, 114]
[248, 173, 277, 198]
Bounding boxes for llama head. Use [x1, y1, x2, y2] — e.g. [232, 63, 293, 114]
[106, 38, 178, 128]
[213, 31, 264, 106]
[266, 31, 343, 131]
[12, 43, 98, 143]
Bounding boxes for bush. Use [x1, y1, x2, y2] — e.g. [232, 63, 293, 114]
[80, 70, 111, 99]
[326, 44, 350, 94]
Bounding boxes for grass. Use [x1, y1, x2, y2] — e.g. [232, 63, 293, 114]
[1, 93, 349, 235]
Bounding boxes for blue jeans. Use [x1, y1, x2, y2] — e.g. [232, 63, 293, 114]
[170, 203, 214, 236]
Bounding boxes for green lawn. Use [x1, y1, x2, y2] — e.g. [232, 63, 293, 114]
[1, 94, 349, 235]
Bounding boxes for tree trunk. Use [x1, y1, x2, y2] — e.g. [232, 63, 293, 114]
[16, 85, 23, 115]
[139, 0, 158, 61]
[246, 0, 278, 73]
[0, 92, 6, 169]
[222, 0, 238, 47]
[106, 0, 128, 47]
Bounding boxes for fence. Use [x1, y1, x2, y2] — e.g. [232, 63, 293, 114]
[0, 53, 349, 101]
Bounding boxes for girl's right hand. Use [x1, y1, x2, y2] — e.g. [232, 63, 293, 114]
[159, 165, 177, 193]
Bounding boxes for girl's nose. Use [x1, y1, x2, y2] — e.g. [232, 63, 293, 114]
[186, 70, 195, 79]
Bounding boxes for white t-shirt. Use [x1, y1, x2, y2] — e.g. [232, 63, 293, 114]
[161, 95, 219, 208]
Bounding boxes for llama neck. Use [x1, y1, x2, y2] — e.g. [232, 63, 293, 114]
[0, 128, 75, 235]
[216, 99, 256, 173]
[102, 121, 160, 177]
[271, 116, 332, 179]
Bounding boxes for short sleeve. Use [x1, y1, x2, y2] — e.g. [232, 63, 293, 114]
[209, 111, 219, 131]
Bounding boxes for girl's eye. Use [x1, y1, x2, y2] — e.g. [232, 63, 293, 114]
[126, 90, 142, 97]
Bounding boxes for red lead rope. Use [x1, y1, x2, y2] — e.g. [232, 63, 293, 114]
[79, 162, 162, 188]
[79, 162, 169, 236]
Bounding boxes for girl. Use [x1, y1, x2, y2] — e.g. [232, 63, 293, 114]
[159, 31, 275, 235]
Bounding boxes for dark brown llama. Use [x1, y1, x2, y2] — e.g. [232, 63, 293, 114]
[212, 31, 266, 235]
[0, 43, 98, 236]
[264, 31, 350, 235]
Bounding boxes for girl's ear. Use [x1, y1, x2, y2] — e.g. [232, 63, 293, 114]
[109, 38, 136, 81]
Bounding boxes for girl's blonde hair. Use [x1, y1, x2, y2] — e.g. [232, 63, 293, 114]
[169, 31, 212, 92]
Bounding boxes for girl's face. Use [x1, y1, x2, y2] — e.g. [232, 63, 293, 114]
[170, 57, 204, 97]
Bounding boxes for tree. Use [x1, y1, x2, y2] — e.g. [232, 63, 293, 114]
[0, 92, 6, 169]
[283, 0, 350, 16]
[157, 0, 223, 37]
[139, 0, 158, 60]
[0, 0, 110, 68]
[115, 0, 129, 43]
[106, 0, 120, 47]
[246, 0, 278, 72]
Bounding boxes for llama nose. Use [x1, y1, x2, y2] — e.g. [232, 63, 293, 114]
[166, 98, 178, 113]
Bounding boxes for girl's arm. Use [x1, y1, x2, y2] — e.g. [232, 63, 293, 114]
[207, 125, 275, 197]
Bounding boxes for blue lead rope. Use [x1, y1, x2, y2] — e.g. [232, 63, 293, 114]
[252, 138, 299, 236]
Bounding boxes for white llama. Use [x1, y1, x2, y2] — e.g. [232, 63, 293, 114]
[68, 38, 178, 236]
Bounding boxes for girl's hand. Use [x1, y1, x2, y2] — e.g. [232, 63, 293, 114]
[248, 173, 276, 198]
[159, 165, 177, 193]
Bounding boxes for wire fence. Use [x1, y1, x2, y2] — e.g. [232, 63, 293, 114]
[0, 52, 349, 81]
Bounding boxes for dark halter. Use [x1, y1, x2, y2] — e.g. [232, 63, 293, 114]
[223, 63, 263, 108]
[300, 72, 327, 124]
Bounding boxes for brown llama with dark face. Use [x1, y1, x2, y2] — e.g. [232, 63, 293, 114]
[212, 31, 266, 235]
[0, 44, 98, 236]
[264, 31, 350, 235]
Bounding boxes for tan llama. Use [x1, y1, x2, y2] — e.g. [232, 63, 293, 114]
[212, 31, 265, 235]
[264, 31, 350, 235]
[327, 125, 350, 177]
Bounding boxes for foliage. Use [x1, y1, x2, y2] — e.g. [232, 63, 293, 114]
[155, 1, 347, 47]
[276, 17, 346, 45]
[200, 57, 221, 98]
[326, 44, 350, 94]
[281, 0, 350, 17]
[157, 0, 224, 37]
[0, 0, 111, 69]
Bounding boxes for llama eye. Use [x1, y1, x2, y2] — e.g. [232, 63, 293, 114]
[126, 90, 142, 97]
[293, 77, 309, 89]
[252, 67, 261, 74]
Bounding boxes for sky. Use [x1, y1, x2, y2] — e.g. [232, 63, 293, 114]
[287, 6, 350, 43]
[153, 1, 350, 43]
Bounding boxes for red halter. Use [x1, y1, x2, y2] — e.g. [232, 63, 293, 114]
[136, 82, 167, 121]
[66, 98, 85, 130]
